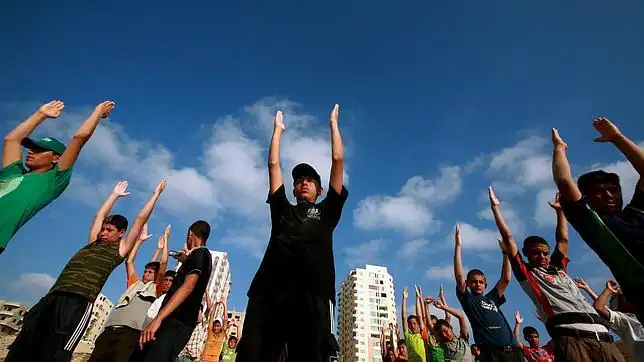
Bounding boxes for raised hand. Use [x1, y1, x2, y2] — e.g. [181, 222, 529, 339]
[548, 192, 562, 211]
[593, 117, 622, 143]
[154, 179, 167, 195]
[94, 101, 116, 119]
[433, 300, 445, 310]
[402, 287, 408, 300]
[454, 224, 462, 246]
[274, 111, 285, 131]
[514, 311, 523, 324]
[573, 277, 589, 290]
[112, 180, 131, 197]
[138, 223, 152, 241]
[606, 280, 621, 294]
[389, 323, 394, 331]
[329, 104, 340, 125]
[415, 285, 422, 298]
[498, 238, 509, 255]
[38, 100, 65, 118]
[424, 296, 435, 305]
[488, 186, 500, 207]
[552, 128, 567, 149]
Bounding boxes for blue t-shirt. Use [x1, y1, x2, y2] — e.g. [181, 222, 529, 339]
[456, 287, 516, 347]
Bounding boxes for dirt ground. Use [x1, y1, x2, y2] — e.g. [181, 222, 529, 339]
[0, 334, 90, 362]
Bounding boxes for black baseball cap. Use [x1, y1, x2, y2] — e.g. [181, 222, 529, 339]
[292, 163, 321, 185]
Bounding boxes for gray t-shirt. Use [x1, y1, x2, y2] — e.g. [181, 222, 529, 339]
[609, 310, 644, 362]
[105, 293, 155, 331]
[443, 337, 473, 362]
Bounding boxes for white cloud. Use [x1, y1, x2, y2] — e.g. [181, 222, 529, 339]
[477, 201, 525, 238]
[488, 136, 551, 190]
[343, 239, 386, 266]
[23, 98, 348, 258]
[425, 265, 456, 280]
[397, 239, 430, 259]
[353, 166, 461, 235]
[534, 188, 558, 227]
[9, 273, 55, 297]
[451, 223, 500, 250]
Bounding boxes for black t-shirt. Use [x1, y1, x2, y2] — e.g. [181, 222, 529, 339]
[248, 184, 348, 302]
[161, 247, 212, 326]
[456, 287, 516, 347]
[600, 187, 644, 265]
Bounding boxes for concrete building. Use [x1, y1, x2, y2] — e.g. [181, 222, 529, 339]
[337, 265, 397, 362]
[226, 310, 245, 338]
[77, 293, 113, 350]
[0, 300, 28, 335]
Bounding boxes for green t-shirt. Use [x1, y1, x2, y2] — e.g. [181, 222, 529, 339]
[220, 343, 237, 361]
[0, 161, 72, 249]
[405, 331, 427, 362]
[427, 334, 445, 362]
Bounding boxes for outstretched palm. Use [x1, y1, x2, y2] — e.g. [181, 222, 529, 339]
[593, 117, 621, 143]
[551, 128, 567, 148]
[454, 224, 461, 246]
[488, 186, 500, 207]
[113, 180, 131, 197]
[274, 111, 285, 131]
[607, 280, 621, 294]
[514, 311, 523, 324]
[39, 100, 65, 118]
[139, 223, 152, 241]
[329, 104, 340, 125]
[95, 101, 116, 119]
[402, 288, 408, 299]
[548, 192, 562, 210]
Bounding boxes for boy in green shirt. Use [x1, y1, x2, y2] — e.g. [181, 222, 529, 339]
[0, 100, 115, 254]
[402, 287, 426, 362]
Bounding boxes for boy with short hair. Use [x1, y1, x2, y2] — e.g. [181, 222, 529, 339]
[0, 100, 115, 254]
[512, 311, 553, 362]
[6, 179, 166, 362]
[489, 186, 624, 361]
[432, 299, 472, 362]
[453, 224, 521, 361]
[401, 287, 426, 362]
[551, 119, 644, 322]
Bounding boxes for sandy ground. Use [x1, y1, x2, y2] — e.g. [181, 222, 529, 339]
[0, 334, 91, 362]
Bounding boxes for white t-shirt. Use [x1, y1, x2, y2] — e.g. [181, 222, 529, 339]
[143, 294, 166, 329]
[609, 309, 644, 361]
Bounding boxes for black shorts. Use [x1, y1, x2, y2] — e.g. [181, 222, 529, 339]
[88, 326, 141, 362]
[5, 291, 93, 362]
[137, 318, 195, 362]
[236, 292, 339, 362]
[478, 345, 524, 362]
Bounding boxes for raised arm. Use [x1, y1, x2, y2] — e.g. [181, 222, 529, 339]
[414, 286, 426, 331]
[434, 300, 469, 340]
[88, 180, 131, 243]
[401, 287, 409, 333]
[496, 254, 512, 297]
[125, 223, 152, 284]
[454, 224, 466, 294]
[489, 186, 519, 257]
[3, 101, 64, 167]
[119, 179, 167, 258]
[593, 280, 621, 320]
[439, 284, 452, 324]
[57, 101, 114, 171]
[574, 277, 599, 301]
[380, 326, 387, 360]
[552, 128, 583, 203]
[268, 111, 285, 194]
[424, 297, 435, 332]
[593, 117, 644, 179]
[154, 225, 171, 295]
[389, 323, 397, 358]
[329, 104, 344, 194]
[549, 193, 569, 258]
[513, 311, 525, 349]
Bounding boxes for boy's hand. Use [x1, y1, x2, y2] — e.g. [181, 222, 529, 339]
[593, 117, 622, 143]
[38, 100, 65, 118]
[454, 224, 462, 246]
[552, 128, 568, 149]
[514, 311, 523, 324]
[606, 280, 621, 295]
[274, 111, 285, 131]
[548, 192, 562, 211]
[433, 300, 445, 310]
[138, 223, 152, 241]
[498, 238, 509, 255]
[112, 180, 131, 198]
[402, 287, 408, 299]
[488, 186, 500, 207]
[573, 277, 589, 290]
[329, 104, 340, 126]
[424, 296, 434, 304]
[93, 100, 116, 119]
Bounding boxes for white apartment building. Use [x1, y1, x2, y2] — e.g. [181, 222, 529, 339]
[75, 293, 113, 353]
[338, 265, 397, 362]
[226, 310, 245, 338]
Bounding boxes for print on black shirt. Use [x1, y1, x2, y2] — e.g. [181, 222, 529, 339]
[161, 247, 212, 326]
[248, 184, 348, 301]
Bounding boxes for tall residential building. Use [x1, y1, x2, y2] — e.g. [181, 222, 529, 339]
[0, 300, 28, 335]
[338, 265, 397, 362]
[226, 310, 245, 338]
[78, 293, 114, 347]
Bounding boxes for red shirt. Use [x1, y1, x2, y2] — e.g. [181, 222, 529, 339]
[521, 344, 554, 362]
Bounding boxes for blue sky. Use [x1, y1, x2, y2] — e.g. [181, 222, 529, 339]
[2, 1, 644, 340]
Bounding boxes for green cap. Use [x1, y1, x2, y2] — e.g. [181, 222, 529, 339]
[21, 137, 67, 155]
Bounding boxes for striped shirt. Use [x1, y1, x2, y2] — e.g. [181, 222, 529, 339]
[50, 240, 124, 301]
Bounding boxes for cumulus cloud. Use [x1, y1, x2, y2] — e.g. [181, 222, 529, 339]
[425, 265, 457, 280]
[397, 239, 430, 259]
[9, 273, 55, 297]
[488, 136, 551, 191]
[450, 223, 500, 250]
[342, 239, 386, 266]
[353, 166, 461, 235]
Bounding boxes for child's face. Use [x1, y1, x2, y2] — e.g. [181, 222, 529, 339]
[525, 332, 540, 348]
[467, 275, 487, 295]
[525, 244, 551, 268]
[398, 344, 408, 357]
[213, 321, 222, 333]
[408, 317, 420, 333]
[438, 325, 455, 343]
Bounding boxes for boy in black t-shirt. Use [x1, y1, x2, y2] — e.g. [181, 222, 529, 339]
[552, 118, 644, 323]
[236, 105, 348, 362]
[452, 224, 522, 362]
[139, 221, 213, 361]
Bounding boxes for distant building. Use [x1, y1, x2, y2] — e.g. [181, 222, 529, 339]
[337, 265, 397, 362]
[77, 293, 113, 348]
[226, 310, 245, 338]
[0, 300, 28, 335]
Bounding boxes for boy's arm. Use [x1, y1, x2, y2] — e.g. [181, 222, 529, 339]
[119, 180, 166, 258]
[513, 311, 525, 349]
[380, 327, 387, 359]
[549, 193, 569, 258]
[489, 186, 519, 257]
[434, 300, 469, 340]
[268, 111, 285, 194]
[454, 224, 466, 294]
[154, 225, 171, 296]
[496, 254, 512, 297]
[88, 180, 131, 244]
[401, 287, 409, 333]
[439, 284, 451, 324]
[593, 117, 644, 182]
[125, 223, 152, 285]
[573, 277, 598, 301]
[414, 286, 426, 331]
[58, 101, 115, 171]
[329, 104, 344, 194]
[551, 128, 583, 203]
[593, 280, 620, 320]
[3, 101, 64, 167]
[424, 297, 435, 332]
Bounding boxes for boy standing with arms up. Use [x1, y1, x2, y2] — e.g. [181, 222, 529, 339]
[453, 224, 521, 361]
[6, 179, 167, 362]
[1, 100, 115, 254]
[236, 105, 348, 362]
